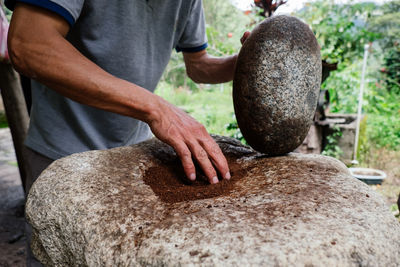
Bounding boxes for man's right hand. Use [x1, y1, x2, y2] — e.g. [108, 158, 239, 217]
[147, 96, 230, 184]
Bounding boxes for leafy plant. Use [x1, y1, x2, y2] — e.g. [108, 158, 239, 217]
[161, 0, 251, 92]
[382, 45, 400, 94]
[155, 81, 236, 136]
[0, 112, 8, 128]
[161, 52, 199, 91]
[368, 0, 400, 50]
[322, 126, 343, 159]
[322, 62, 361, 114]
[296, 0, 400, 154]
[225, 115, 246, 144]
[357, 115, 370, 163]
[366, 114, 400, 150]
[297, 0, 379, 65]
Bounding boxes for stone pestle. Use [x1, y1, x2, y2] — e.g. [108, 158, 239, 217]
[233, 15, 322, 155]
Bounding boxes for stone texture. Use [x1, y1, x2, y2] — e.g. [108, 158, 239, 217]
[26, 136, 400, 266]
[233, 15, 322, 155]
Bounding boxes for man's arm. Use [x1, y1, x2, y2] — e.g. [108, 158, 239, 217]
[182, 32, 250, 84]
[8, 3, 230, 184]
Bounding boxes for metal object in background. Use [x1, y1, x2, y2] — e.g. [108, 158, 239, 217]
[352, 43, 371, 165]
[349, 167, 387, 185]
[348, 43, 388, 184]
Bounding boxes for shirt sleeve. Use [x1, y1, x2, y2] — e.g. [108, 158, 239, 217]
[176, 0, 208, 53]
[5, 0, 84, 27]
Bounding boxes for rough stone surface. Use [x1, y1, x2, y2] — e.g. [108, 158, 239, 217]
[26, 136, 400, 266]
[233, 15, 322, 155]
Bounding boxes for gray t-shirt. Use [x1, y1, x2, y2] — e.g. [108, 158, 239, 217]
[6, 0, 208, 159]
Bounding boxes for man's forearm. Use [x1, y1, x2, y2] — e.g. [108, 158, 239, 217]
[183, 51, 237, 84]
[8, 3, 159, 123]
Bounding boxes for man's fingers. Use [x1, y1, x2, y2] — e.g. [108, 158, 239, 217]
[187, 140, 219, 184]
[173, 141, 196, 181]
[240, 31, 251, 45]
[201, 139, 230, 180]
[148, 101, 231, 184]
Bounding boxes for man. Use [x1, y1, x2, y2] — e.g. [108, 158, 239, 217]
[6, 1, 249, 264]
[6, 0, 249, 187]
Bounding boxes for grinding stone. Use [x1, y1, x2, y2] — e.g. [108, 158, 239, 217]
[26, 136, 400, 266]
[233, 15, 322, 155]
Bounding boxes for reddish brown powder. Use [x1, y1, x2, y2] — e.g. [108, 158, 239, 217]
[143, 155, 246, 203]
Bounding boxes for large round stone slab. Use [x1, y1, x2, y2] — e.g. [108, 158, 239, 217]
[26, 136, 400, 266]
[233, 15, 322, 155]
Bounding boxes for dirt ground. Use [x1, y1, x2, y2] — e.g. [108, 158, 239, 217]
[0, 128, 26, 267]
[361, 147, 400, 219]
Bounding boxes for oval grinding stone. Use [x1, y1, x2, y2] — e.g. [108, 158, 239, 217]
[233, 15, 322, 155]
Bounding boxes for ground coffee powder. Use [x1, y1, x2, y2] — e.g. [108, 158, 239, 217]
[143, 154, 247, 203]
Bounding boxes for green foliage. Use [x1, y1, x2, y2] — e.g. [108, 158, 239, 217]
[297, 0, 379, 65]
[362, 77, 400, 150]
[357, 116, 369, 162]
[297, 0, 400, 153]
[363, 77, 400, 150]
[322, 62, 361, 113]
[382, 45, 400, 94]
[368, 0, 400, 49]
[322, 126, 343, 159]
[0, 112, 8, 128]
[324, 58, 400, 151]
[364, 82, 398, 114]
[161, 0, 251, 91]
[203, 0, 251, 56]
[366, 114, 400, 149]
[155, 81, 237, 136]
[225, 117, 246, 143]
[162, 52, 198, 91]
[1, 5, 12, 21]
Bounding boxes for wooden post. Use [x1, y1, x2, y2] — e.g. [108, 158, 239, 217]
[0, 62, 29, 192]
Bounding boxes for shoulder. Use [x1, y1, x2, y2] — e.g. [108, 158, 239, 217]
[5, 0, 84, 26]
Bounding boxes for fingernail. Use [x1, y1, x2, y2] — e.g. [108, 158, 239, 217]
[225, 172, 231, 180]
[189, 173, 196, 181]
[212, 176, 219, 184]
